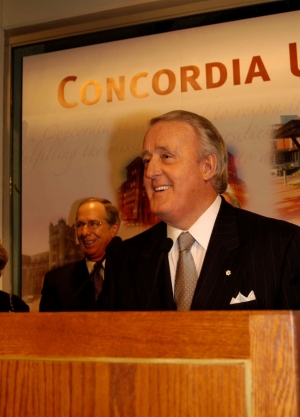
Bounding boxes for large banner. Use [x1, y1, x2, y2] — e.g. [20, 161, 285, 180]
[22, 10, 300, 310]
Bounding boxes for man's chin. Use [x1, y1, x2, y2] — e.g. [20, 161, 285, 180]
[81, 247, 97, 258]
[151, 208, 169, 223]
[151, 206, 179, 227]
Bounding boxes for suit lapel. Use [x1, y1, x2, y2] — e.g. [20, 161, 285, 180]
[191, 199, 246, 310]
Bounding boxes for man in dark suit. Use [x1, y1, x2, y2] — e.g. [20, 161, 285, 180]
[115, 110, 300, 311]
[39, 198, 120, 311]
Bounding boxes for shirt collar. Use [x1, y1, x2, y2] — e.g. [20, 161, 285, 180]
[167, 195, 221, 250]
[86, 258, 106, 274]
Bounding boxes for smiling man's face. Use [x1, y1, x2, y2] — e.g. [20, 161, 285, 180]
[76, 202, 118, 262]
[142, 120, 209, 230]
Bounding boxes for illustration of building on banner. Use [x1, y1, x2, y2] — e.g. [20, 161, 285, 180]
[22, 219, 83, 303]
[270, 116, 300, 225]
[118, 156, 159, 226]
[22, 252, 49, 303]
[226, 152, 248, 207]
[48, 219, 82, 270]
[271, 116, 300, 176]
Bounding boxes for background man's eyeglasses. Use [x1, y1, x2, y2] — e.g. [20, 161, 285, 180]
[74, 221, 107, 230]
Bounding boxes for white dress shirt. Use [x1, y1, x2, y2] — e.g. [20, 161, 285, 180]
[86, 259, 106, 276]
[167, 195, 221, 293]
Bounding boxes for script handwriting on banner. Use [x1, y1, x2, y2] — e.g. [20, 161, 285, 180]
[22, 137, 78, 176]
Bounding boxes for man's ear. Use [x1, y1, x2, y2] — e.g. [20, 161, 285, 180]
[202, 154, 217, 180]
[110, 223, 120, 237]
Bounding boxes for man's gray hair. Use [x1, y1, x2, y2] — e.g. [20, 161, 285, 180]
[76, 197, 120, 227]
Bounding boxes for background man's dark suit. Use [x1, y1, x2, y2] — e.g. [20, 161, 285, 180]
[40, 259, 96, 311]
[39, 258, 117, 311]
[115, 198, 300, 310]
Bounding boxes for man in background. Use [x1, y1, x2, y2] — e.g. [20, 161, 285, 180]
[39, 197, 120, 311]
[115, 110, 300, 311]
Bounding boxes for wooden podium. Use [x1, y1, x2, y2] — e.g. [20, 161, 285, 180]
[0, 311, 299, 416]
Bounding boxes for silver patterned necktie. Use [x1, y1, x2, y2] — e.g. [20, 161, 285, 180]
[174, 232, 198, 311]
[91, 261, 104, 302]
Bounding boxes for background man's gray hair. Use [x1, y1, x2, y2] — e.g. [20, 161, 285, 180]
[76, 197, 120, 226]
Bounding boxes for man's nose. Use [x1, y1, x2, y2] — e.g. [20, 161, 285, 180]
[80, 224, 91, 235]
[144, 157, 161, 179]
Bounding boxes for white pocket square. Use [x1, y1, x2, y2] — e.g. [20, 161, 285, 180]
[230, 291, 256, 305]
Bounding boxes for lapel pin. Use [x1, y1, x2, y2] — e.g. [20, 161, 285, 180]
[226, 270, 231, 276]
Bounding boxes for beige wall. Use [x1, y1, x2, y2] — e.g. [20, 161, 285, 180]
[2, 0, 278, 29]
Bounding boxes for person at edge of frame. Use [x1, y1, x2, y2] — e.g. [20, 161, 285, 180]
[0, 243, 29, 312]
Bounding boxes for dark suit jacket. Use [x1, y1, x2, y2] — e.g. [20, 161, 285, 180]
[0, 290, 29, 312]
[115, 198, 300, 310]
[39, 258, 114, 312]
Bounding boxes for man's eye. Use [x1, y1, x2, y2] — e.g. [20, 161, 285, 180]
[143, 159, 150, 166]
[90, 221, 99, 227]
